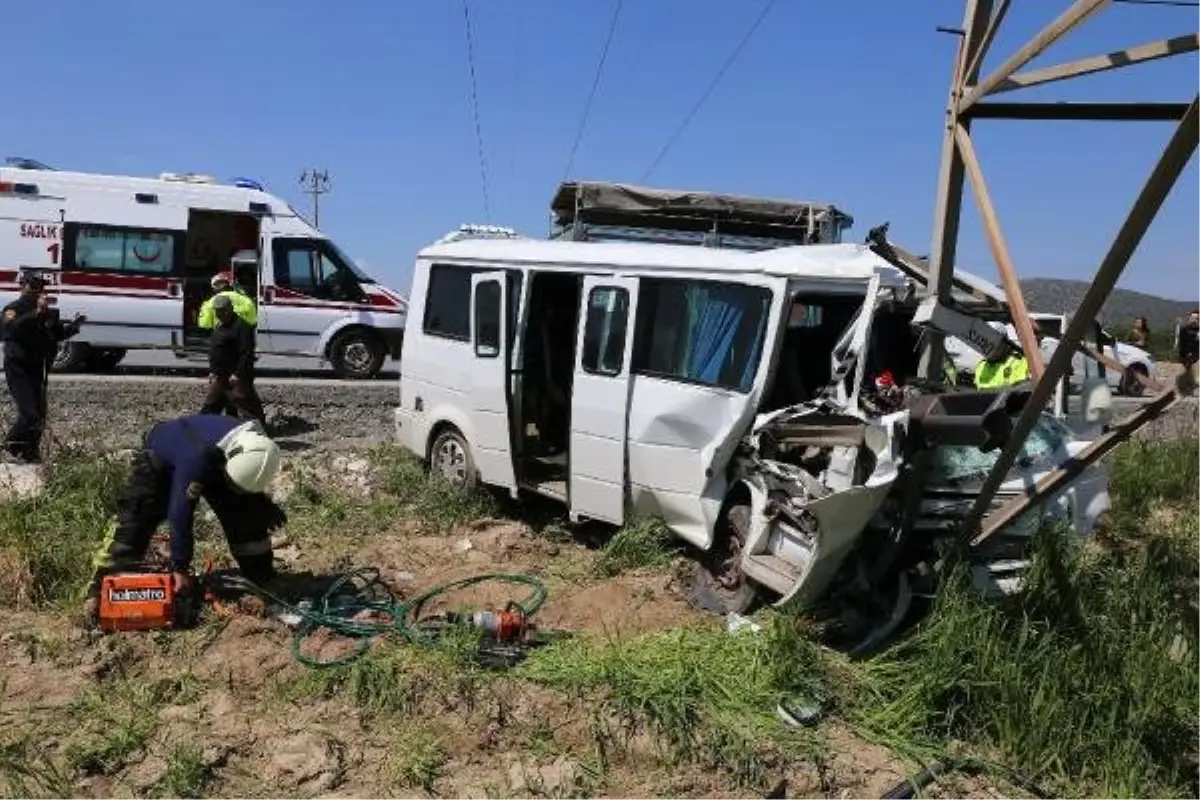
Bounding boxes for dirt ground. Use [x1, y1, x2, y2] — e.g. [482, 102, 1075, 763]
[0, 447, 1021, 799]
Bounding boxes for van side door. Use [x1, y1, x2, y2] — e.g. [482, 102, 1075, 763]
[569, 276, 639, 524]
[469, 271, 517, 490]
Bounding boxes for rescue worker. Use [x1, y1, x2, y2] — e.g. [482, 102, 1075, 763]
[974, 321, 1041, 390]
[201, 294, 266, 425]
[2, 273, 86, 463]
[1177, 309, 1199, 387]
[86, 415, 286, 619]
[197, 271, 257, 330]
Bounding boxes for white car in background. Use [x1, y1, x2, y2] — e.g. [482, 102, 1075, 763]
[947, 312, 1155, 397]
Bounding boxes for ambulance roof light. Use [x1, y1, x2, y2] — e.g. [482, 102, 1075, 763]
[231, 177, 264, 191]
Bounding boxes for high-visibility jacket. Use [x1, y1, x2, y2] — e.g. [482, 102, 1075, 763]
[197, 289, 257, 329]
[974, 354, 1030, 390]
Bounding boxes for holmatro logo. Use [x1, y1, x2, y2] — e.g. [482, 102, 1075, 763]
[108, 587, 167, 603]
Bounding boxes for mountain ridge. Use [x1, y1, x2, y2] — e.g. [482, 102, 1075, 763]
[1019, 278, 1196, 334]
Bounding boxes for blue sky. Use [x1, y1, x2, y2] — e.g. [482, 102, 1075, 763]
[8, 0, 1197, 299]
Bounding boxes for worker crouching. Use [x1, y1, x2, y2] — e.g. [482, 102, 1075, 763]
[85, 415, 287, 625]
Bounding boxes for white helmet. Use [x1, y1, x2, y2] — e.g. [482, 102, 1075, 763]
[217, 423, 281, 493]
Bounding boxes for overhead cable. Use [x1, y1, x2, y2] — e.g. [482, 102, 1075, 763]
[562, 0, 626, 182]
[462, 0, 492, 220]
[641, 0, 779, 181]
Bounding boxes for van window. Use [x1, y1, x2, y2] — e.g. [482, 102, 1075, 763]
[424, 264, 478, 340]
[68, 225, 178, 275]
[632, 278, 771, 392]
[581, 286, 629, 376]
[474, 279, 502, 357]
[272, 238, 370, 301]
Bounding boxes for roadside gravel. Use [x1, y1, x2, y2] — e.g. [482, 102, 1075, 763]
[0, 374, 1193, 455]
[2, 377, 398, 452]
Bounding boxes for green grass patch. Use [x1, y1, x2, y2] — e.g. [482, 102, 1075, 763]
[0, 736, 74, 799]
[0, 445, 127, 606]
[65, 672, 205, 777]
[157, 743, 213, 799]
[386, 726, 448, 792]
[370, 446, 502, 531]
[593, 517, 677, 577]
[521, 618, 829, 790]
[1107, 437, 1199, 538]
[852, 520, 1198, 795]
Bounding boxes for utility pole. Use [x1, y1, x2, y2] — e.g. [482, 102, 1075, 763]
[299, 168, 331, 228]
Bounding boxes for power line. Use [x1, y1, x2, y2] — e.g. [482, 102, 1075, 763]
[562, 0, 625, 182]
[462, 0, 492, 221]
[641, 0, 779, 182]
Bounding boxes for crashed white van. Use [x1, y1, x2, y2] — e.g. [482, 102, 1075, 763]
[395, 187, 1111, 640]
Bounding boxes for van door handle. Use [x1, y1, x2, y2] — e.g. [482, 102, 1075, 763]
[262, 286, 275, 303]
[167, 281, 182, 298]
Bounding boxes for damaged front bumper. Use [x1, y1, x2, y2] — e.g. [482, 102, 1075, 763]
[730, 390, 1110, 607]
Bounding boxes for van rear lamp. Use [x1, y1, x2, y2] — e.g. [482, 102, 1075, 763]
[248, 201, 270, 214]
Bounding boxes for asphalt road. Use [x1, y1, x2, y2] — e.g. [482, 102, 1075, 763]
[0, 349, 400, 385]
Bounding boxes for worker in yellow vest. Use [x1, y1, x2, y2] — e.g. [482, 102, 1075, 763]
[974, 320, 1041, 390]
[198, 272, 257, 330]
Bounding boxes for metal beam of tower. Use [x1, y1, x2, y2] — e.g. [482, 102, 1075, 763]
[919, 0, 1199, 542]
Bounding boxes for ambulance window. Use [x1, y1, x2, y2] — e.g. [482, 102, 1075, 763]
[272, 238, 367, 300]
[67, 225, 178, 275]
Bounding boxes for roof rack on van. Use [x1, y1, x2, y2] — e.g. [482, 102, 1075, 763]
[159, 172, 219, 184]
[550, 181, 854, 251]
[434, 224, 523, 244]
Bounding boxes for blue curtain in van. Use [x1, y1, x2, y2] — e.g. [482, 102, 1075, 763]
[683, 285, 745, 386]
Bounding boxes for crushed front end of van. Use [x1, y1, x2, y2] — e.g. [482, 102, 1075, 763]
[722, 382, 1111, 652]
[711, 284, 1114, 652]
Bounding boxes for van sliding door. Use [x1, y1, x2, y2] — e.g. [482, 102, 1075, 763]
[469, 272, 516, 491]
[568, 276, 639, 524]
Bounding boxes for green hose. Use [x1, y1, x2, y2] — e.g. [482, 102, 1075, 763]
[235, 568, 548, 669]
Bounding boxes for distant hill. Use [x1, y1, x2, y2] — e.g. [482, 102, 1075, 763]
[1020, 278, 1196, 333]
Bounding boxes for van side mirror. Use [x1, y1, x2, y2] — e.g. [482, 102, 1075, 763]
[1079, 378, 1114, 426]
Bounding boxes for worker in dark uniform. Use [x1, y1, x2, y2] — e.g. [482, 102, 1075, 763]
[201, 294, 266, 426]
[86, 414, 286, 620]
[1176, 309, 1195, 379]
[2, 273, 86, 463]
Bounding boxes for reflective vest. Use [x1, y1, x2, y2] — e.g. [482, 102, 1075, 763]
[197, 289, 257, 329]
[974, 354, 1030, 390]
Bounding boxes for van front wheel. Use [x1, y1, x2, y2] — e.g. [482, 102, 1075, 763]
[329, 329, 385, 379]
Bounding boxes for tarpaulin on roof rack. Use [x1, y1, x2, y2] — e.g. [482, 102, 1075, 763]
[551, 181, 853, 243]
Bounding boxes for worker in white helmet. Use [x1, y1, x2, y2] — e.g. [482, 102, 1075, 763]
[85, 415, 286, 622]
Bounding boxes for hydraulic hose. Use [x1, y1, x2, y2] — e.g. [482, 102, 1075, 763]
[230, 568, 548, 669]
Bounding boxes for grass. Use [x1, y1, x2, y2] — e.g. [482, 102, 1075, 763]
[0, 444, 127, 606]
[521, 618, 829, 790]
[593, 516, 677, 578]
[849, 436, 1200, 799]
[1, 435, 1194, 798]
[65, 672, 206, 777]
[386, 726, 448, 792]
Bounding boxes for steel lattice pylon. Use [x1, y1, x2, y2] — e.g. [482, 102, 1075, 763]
[917, 0, 1198, 545]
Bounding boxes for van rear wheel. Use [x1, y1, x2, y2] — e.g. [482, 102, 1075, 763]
[329, 329, 385, 379]
[430, 427, 479, 491]
[52, 342, 91, 373]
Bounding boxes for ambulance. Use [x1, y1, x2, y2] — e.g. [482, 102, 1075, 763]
[0, 157, 407, 378]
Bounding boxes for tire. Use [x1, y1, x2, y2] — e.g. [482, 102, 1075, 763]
[429, 426, 479, 492]
[328, 328, 385, 379]
[688, 503, 762, 615]
[52, 341, 91, 373]
[1122, 364, 1148, 398]
[86, 348, 127, 372]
